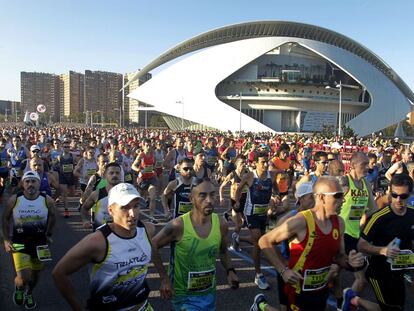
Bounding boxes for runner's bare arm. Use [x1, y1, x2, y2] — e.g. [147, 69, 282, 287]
[82, 175, 97, 201]
[259, 215, 305, 272]
[161, 181, 176, 212]
[52, 232, 106, 311]
[151, 217, 184, 249]
[48, 172, 60, 190]
[385, 162, 400, 181]
[131, 154, 142, 173]
[72, 158, 83, 178]
[2, 195, 17, 252]
[80, 191, 98, 222]
[234, 172, 253, 202]
[218, 217, 239, 287]
[45, 196, 56, 236]
[219, 173, 233, 201]
[259, 215, 305, 284]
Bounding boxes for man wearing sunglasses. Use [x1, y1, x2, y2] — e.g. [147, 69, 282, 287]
[358, 174, 414, 311]
[161, 157, 194, 220]
[338, 152, 377, 295]
[297, 151, 329, 187]
[258, 176, 365, 311]
[152, 178, 238, 310]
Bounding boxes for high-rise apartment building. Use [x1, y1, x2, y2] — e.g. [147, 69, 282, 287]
[21, 72, 60, 122]
[84, 70, 123, 124]
[124, 70, 152, 125]
[60, 71, 84, 121]
[0, 100, 20, 121]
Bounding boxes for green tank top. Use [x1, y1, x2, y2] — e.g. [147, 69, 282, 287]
[171, 212, 221, 296]
[339, 175, 369, 238]
[97, 178, 107, 190]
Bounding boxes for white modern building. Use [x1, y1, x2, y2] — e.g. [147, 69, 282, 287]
[128, 21, 414, 136]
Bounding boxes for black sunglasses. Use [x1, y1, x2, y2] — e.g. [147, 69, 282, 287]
[182, 167, 194, 172]
[391, 192, 410, 200]
[317, 192, 344, 199]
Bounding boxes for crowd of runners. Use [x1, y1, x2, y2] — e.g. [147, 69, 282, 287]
[1, 125, 414, 310]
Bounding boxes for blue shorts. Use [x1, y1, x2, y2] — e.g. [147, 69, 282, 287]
[172, 292, 216, 311]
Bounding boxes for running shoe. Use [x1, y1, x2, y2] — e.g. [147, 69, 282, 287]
[13, 287, 24, 306]
[341, 287, 356, 311]
[254, 274, 270, 290]
[249, 293, 267, 311]
[24, 292, 36, 310]
[63, 209, 70, 218]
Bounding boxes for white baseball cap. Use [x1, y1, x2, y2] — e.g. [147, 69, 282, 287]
[22, 170, 41, 181]
[295, 182, 313, 203]
[108, 183, 142, 207]
[30, 145, 41, 152]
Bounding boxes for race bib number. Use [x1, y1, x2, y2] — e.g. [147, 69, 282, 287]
[12, 167, 21, 177]
[155, 160, 163, 169]
[302, 266, 330, 291]
[178, 202, 192, 215]
[36, 245, 52, 261]
[253, 204, 268, 216]
[390, 250, 414, 270]
[0, 160, 7, 167]
[12, 243, 25, 251]
[349, 205, 365, 221]
[143, 165, 154, 173]
[86, 168, 96, 176]
[207, 156, 217, 166]
[62, 164, 73, 173]
[125, 173, 132, 181]
[187, 269, 215, 292]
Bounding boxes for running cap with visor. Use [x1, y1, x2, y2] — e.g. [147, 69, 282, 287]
[108, 183, 142, 207]
[295, 182, 313, 204]
[22, 171, 41, 181]
[30, 145, 41, 152]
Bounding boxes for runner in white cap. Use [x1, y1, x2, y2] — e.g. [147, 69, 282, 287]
[53, 183, 169, 310]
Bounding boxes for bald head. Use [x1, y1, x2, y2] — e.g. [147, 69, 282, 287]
[313, 176, 341, 194]
[328, 160, 345, 177]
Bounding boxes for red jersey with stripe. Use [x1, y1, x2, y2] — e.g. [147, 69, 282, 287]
[140, 152, 155, 179]
[287, 212, 340, 293]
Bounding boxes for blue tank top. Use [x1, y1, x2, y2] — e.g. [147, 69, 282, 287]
[0, 149, 8, 173]
[244, 171, 273, 216]
[10, 147, 27, 168]
[40, 173, 52, 196]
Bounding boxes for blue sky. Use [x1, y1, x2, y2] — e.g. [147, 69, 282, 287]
[1, 0, 413, 101]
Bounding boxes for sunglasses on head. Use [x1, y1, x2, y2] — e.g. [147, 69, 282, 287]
[391, 192, 410, 200]
[317, 192, 344, 199]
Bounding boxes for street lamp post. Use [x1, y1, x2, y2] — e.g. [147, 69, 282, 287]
[5, 108, 9, 122]
[239, 92, 242, 134]
[175, 100, 184, 131]
[325, 80, 342, 137]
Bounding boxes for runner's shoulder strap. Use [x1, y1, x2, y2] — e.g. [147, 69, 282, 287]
[291, 209, 316, 293]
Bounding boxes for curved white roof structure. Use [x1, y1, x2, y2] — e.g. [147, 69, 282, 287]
[128, 21, 413, 135]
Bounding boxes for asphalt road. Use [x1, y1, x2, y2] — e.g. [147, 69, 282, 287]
[1, 189, 413, 310]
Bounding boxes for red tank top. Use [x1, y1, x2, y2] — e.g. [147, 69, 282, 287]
[288, 211, 340, 292]
[140, 152, 155, 179]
